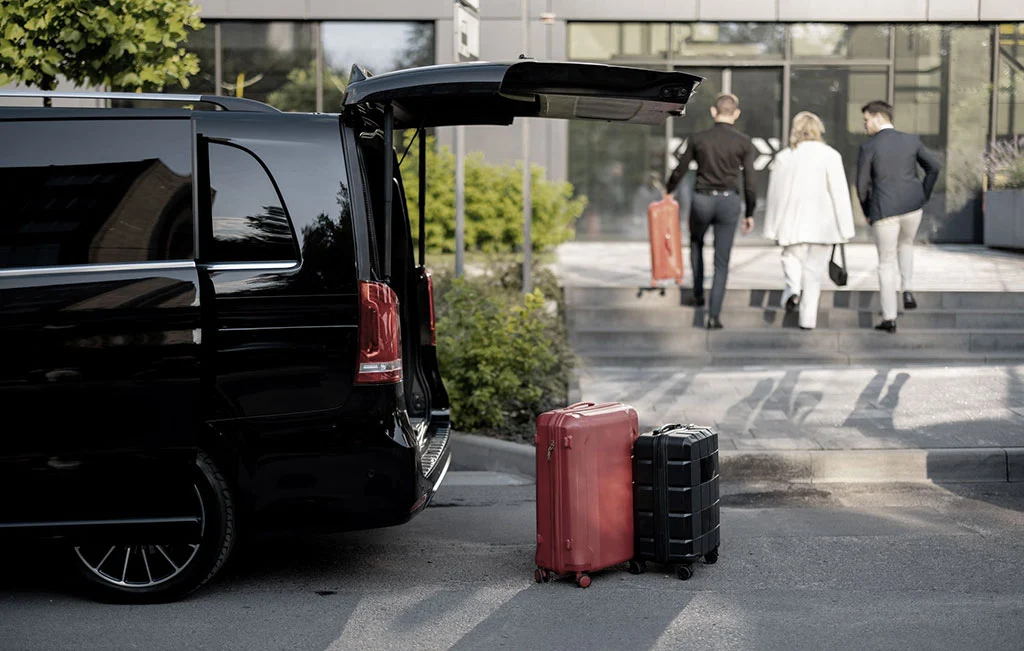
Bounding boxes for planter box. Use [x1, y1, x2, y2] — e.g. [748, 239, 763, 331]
[984, 189, 1024, 250]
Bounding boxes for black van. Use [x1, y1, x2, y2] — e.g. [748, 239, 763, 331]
[0, 60, 701, 602]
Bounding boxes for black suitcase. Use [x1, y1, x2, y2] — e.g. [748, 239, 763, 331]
[630, 423, 720, 580]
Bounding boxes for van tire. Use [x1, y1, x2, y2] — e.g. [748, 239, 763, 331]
[72, 452, 235, 603]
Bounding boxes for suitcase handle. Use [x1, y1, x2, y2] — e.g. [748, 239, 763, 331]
[566, 401, 597, 410]
[652, 423, 684, 435]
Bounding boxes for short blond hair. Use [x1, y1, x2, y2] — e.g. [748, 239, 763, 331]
[789, 111, 826, 148]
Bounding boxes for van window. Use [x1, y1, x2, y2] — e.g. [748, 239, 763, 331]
[0, 119, 194, 269]
[207, 143, 298, 263]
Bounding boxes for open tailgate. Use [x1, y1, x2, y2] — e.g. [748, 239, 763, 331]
[342, 60, 703, 128]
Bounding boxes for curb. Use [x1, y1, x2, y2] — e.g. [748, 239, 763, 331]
[451, 432, 1024, 483]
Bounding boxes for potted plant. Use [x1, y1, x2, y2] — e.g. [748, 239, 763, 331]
[984, 137, 1024, 250]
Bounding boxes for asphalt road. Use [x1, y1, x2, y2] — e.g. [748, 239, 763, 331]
[2, 475, 1023, 651]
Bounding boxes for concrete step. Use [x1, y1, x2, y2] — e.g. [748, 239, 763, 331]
[564, 287, 1024, 311]
[577, 350, 1024, 367]
[568, 306, 1024, 331]
[572, 328, 1024, 355]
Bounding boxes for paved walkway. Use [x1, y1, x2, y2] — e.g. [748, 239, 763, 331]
[576, 363, 1024, 452]
[556, 242, 1024, 291]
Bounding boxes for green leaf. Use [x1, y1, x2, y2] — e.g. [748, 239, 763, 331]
[4, 23, 26, 41]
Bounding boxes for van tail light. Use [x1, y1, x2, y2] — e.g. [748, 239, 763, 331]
[356, 280, 402, 385]
[424, 269, 437, 346]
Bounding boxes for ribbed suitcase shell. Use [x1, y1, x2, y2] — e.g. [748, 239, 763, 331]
[535, 402, 639, 588]
[633, 424, 720, 574]
[647, 195, 684, 286]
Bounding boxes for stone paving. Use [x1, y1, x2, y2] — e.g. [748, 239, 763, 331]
[556, 242, 1024, 292]
[576, 364, 1024, 452]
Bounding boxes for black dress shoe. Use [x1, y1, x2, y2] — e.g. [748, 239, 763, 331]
[903, 291, 917, 310]
[875, 319, 897, 333]
[692, 293, 706, 307]
[707, 316, 723, 330]
[785, 295, 799, 313]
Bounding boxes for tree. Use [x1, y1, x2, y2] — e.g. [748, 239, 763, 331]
[398, 131, 586, 254]
[0, 0, 203, 98]
[393, 22, 434, 71]
[267, 61, 347, 113]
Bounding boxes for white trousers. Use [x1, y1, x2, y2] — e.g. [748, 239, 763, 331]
[780, 243, 832, 329]
[872, 209, 923, 321]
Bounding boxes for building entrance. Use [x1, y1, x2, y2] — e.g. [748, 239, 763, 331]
[669, 66, 784, 235]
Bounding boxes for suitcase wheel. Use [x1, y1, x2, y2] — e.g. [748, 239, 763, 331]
[534, 568, 551, 584]
[575, 573, 591, 589]
[627, 560, 647, 575]
[676, 565, 694, 581]
[704, 547, 719, 565]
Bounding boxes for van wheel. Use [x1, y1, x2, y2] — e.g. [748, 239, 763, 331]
[72, 452, 235, 603]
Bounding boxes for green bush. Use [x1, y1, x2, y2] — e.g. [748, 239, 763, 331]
[434, 264, 574, 439]
[399, 133, 586, 254]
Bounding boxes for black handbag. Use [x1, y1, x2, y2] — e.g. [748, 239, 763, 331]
[829, 244, 848, 286]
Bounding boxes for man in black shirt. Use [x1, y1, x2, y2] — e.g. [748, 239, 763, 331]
[666, 93, 757, 329]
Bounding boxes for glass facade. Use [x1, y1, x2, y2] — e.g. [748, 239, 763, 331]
[997, 24, 1024, 143]
[165, 21, 434, 113]
[568, 22, 1002, 244]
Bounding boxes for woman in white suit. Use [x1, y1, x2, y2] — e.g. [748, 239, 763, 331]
[763, 111, 856, 330]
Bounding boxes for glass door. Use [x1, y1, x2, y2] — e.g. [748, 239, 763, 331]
[670, 66, 784, 240]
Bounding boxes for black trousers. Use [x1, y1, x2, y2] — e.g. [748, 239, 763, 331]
[690, 192, 743, 318]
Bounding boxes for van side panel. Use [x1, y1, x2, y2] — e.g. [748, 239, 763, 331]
[0, 268, 202, 530]
[0, 117, 202, 536]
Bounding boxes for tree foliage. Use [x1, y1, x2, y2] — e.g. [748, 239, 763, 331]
[267, 61, 347, 113]
[0, 0, 203, 92]
[398, 132, 585, 253]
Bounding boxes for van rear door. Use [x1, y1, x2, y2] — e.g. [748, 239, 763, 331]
[342, 60, 703, 128]
[342, 60, 701, 477]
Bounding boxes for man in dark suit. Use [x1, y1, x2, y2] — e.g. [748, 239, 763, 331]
[665, 93, 757, 330]
[857, 100, 941, 333]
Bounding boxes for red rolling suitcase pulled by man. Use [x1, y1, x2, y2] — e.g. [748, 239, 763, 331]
[647, 194, 684, 289]
[534, 402, 639, 588]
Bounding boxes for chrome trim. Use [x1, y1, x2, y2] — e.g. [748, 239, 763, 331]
[221, 325, 354, 332]
[420, 424, 451, 478]
[201, 261, 300, 272]
[0, 90, 275, 112]
[0, 260, 196, 277]
[432, 455, 452, 493]
[0, 90, 205, 102]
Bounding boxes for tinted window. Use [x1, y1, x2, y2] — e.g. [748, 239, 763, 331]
[208, 143, 298, 262]
[0, 119, 194, 269]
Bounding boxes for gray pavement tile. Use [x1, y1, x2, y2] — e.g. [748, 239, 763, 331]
[732, 438, 824, 451]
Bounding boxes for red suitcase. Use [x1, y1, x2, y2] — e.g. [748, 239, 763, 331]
[647, 194, 684, 287]
[534, 402, 639, 588]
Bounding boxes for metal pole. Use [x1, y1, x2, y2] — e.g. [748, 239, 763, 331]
[214, 23, 222, 96]
[990, 25, 1000, 151]
[455, 126, 465, 277]
[315, 22, 324, 113]
[521, 0, 532, 294]
[454, 2, 466, 278]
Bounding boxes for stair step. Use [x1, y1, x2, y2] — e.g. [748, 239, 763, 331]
[572, 328, 1024, 354]
[564, 287, 1024, 311]
[568, 307, 1024, 330]
[578, 350, 1024, 368]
